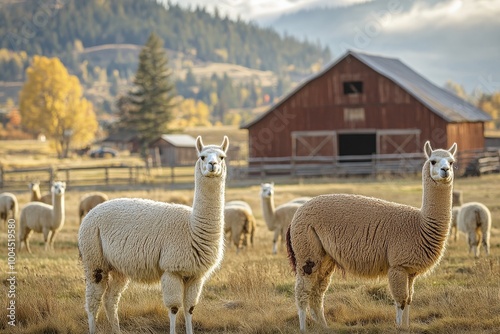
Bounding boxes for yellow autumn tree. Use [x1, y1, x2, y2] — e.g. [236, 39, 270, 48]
[19, 56, 98, 158]
[170, 97, 212, 129]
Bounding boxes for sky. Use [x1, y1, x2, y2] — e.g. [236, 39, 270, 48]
[163, 0, 369, 22]
[163, 0, 500, 93]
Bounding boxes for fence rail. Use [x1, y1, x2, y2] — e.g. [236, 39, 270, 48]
[0, 164, 196, 190]
[1, 148, 499, 189]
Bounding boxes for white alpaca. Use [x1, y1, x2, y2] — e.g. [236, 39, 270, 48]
[0, 192, 19, 224]
[224, 200, 256, 252]
[78, 136, 229, 334]
[79, 192, 109, 224]
[457, 202, 491, 257]
[286, 141, 457, 332]
[29, 181, 52, 204]
[19, 181, 66, 253]
[260, 182, 305, 254]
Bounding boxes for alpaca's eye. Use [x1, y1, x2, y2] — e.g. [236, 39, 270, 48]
[220, 156, 224, 160]
[450, 161, 454, 166]
[431, 161, 436, 165]
[200, 156, 205, 161]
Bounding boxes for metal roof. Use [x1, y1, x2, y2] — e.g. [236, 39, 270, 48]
[242, 50, 491, 128]
[158, 134, 197, 147]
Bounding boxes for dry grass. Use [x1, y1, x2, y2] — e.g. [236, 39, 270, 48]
[1, 173, 499, 333]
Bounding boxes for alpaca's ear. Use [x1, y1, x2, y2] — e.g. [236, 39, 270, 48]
[448, 143, 458, 157]
[424, 141, 432, 159]
[221, 136, 229, 153]
[196, 136, 204, 154]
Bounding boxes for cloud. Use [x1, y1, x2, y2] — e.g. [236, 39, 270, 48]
[163, 0, 372, 21]
[385, 0, 500, 31]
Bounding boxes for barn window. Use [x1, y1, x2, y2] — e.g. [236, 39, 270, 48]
[344, 108, 365, 122]
[343, 81, 363, 94]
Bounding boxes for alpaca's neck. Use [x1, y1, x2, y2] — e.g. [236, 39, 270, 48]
[52, 194, 65, 228]
[31, 188, 41, 201]
[190, 171, 226, 236]
[261, 195, 276, 230]
[420, 162, 453, 231]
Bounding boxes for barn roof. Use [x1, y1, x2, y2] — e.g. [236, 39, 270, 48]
[156, 134, 197, 147]
[242, 50, 491, 128]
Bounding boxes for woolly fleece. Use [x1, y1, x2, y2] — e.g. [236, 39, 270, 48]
[457, 202, 491, 257]
[19, 181, 66, 253]
[0, 192, 18, 224]
[78, 192, 108, 224]
[78, 136, 229, 334]
[260, 182, 304, 254]
[287, 141, 457, 332]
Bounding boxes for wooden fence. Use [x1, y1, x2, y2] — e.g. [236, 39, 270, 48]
[1, 149, 498, 190]
[239, 148, 500, 178]
[0, 164, 198, 190]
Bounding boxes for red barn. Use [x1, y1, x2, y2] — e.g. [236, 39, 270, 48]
[242, 50, 491, 166]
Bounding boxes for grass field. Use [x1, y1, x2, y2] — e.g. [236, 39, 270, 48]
[1, 170, 499, 333]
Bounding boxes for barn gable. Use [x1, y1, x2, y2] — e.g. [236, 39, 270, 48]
[242, 50, 491, 161]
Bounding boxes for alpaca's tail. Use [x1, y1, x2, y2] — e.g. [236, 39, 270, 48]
[286, 226, 297, 274]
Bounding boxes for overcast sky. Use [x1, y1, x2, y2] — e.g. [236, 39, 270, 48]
[162, 0, 500, 92]
[163, 0, 500, 23]
[162, 0, 370, 22]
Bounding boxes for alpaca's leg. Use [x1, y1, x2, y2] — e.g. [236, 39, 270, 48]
[48, 230, 58, 250]
[402, 274, 416, 328]
[309, 259, 335, 328]
[482, 231, 490, 256]
[23, 229, 33, 254]
[103, 271, 129, 334]
[183, 277, 206, 334]
[388, 266, 409, 328]
[272, 229, 280, 254]
[161, 272, 183, 334]
[295, 274, 312, 333]
[85, 271, 109, 334]
[474, 230, 481, 257]
[43, 228, 51, 251]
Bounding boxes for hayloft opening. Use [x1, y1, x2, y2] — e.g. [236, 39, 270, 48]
[338, 133, 376, 161]
[343, 81, 363, 94]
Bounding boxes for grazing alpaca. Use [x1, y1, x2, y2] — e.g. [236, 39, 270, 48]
[0, 192, 18, 224]
[449, 190, 463, 242]
[286, 141, 457, 332]
[224, 200, 256, 252]
[19, 181, 66, 253]
[78, 136, 229, 334]
[79, 192, 109, 224]
[457, 202, 491, 257]
[260, 182, 304, 254]
[29, 181, 52, 204]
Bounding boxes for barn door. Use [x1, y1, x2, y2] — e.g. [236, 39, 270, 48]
[291, 131, 337, 158]
[377, 129, 421, 154]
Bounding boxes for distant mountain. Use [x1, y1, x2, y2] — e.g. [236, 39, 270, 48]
[0, 0, 330, 77]
[266, 0, 500, 93]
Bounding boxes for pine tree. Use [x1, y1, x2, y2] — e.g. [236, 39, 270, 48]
[124, 32, 176, 155]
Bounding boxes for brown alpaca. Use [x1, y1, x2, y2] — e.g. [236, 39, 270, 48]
[286, 141, 457, 332]
[79, 192, 108, 224]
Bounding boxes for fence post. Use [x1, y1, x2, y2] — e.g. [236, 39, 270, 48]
[105, 167, 109, 185]
[49, 167, 55, 185]
[0, 166, 3, 188]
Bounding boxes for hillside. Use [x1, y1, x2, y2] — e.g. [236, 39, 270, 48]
[0, 0, 330, 77]
[0, 0, 332, 122]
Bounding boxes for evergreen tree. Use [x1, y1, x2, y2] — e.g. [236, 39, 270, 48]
[124, 32, 176, 155]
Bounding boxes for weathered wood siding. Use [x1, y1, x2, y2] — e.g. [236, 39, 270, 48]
[247, 54, 483, 158]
